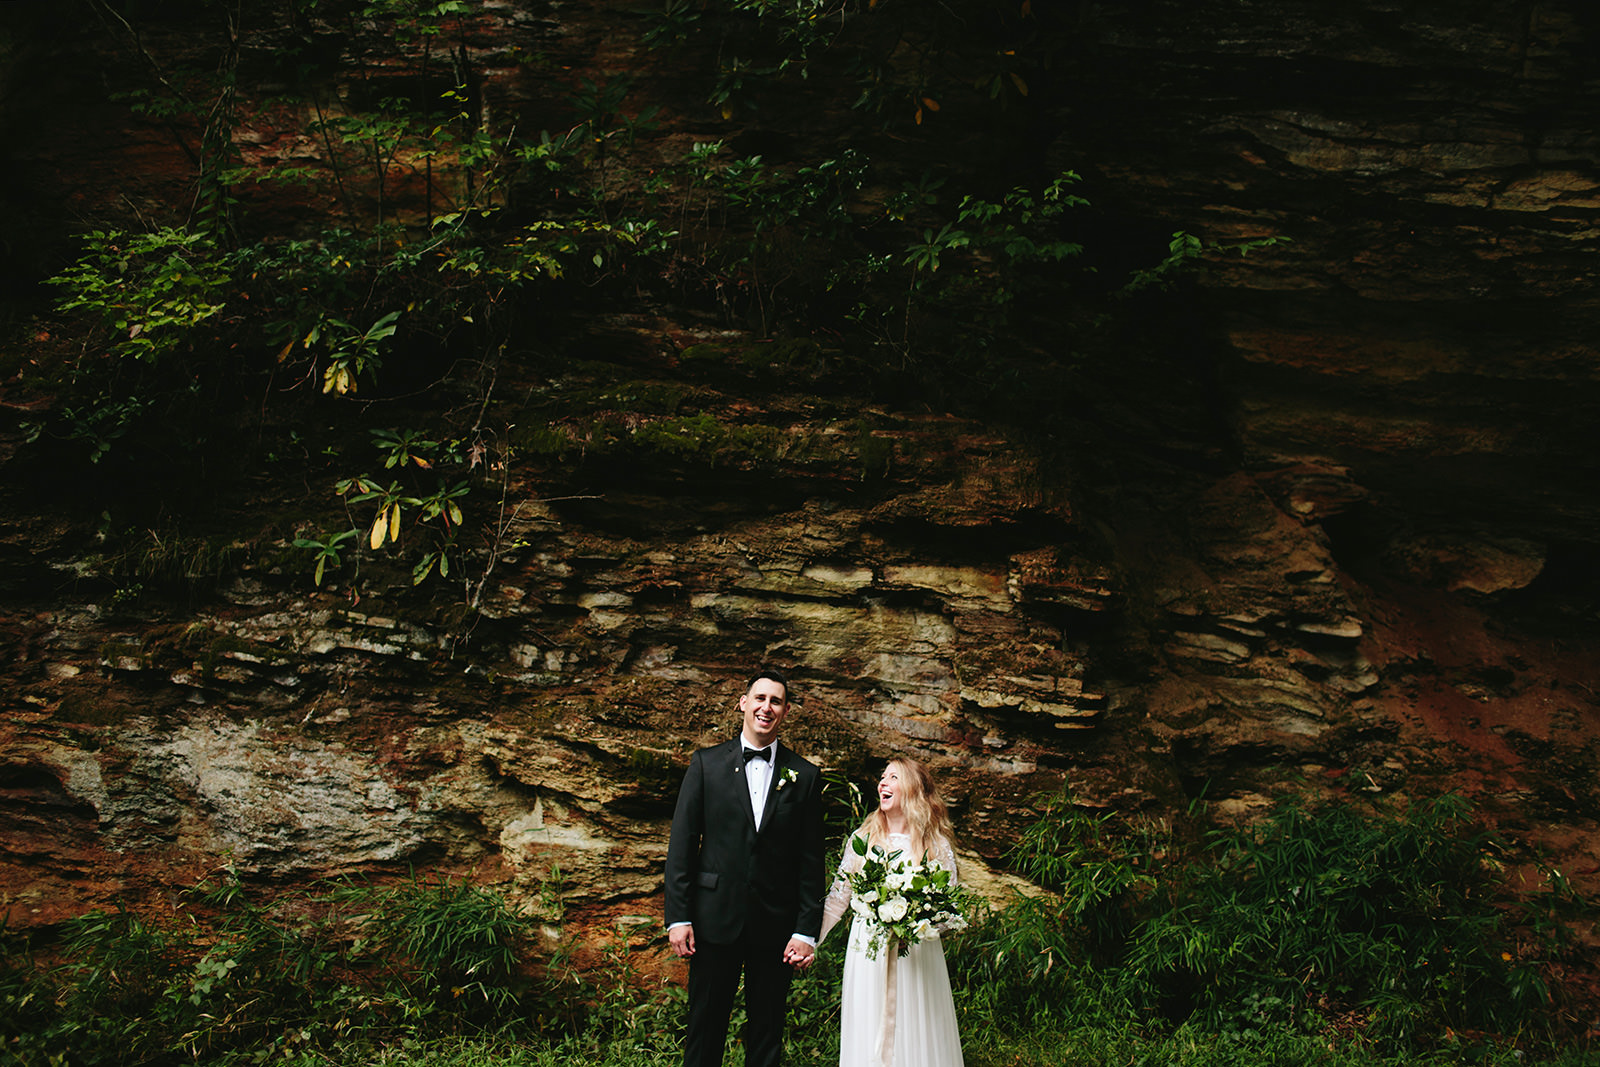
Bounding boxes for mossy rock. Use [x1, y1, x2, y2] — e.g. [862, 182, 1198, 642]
[516, 424, 583, 456]
[629, 414, 791, 465]
[678, 342, 735, 364]
[679, 337, 828, 376]
[596, 381, 693, 414]
[529, 379, 695, 417]
[98, 640, 150, 671]
[739, 336, 825, 372]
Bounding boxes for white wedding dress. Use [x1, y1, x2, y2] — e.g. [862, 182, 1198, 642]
[822, 831, 965, 1067]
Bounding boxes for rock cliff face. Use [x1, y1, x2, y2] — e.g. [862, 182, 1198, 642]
[0, 0, 1596, 981]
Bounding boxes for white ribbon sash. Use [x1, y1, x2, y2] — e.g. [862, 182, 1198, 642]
[875, 937, 900, 1066]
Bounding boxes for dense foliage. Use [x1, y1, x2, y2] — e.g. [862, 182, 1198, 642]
[951, 791, 1586, 1053]
[2, 794, 1590, 1065]
[0, 869, 552, 1064]
[12, 0, 1277, 609]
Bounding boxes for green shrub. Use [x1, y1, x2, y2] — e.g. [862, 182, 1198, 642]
[968, 791, 1579, 1054]
[0, 870, 540, 1066]
[47, 228, 230, 365]
[19, 906, 177, 1064]
[1129, 795, 1562, 1047]
[946, 892, 1141, 1036]
[366, 874, 529, 1011]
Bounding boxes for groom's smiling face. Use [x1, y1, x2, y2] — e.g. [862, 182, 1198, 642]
[740, 677, 789, 747]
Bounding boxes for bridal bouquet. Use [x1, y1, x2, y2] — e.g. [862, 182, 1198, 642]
[845, 835, 972, 960]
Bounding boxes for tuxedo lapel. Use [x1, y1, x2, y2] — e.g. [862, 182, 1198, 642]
[725, 740, 759, 832]
[756, 743, 786, 832]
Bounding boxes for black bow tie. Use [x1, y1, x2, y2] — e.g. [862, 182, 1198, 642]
[742, 746, 770, 763]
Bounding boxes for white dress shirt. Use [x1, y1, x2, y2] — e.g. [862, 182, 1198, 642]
[742, 738, 775, 829]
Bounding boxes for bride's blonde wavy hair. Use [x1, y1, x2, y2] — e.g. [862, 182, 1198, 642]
[858, 756, 956, 861]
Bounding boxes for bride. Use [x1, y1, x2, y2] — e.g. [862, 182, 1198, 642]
[820, 757, 965, 1067]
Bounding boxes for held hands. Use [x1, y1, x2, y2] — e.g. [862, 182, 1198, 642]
[782, 937, 816, 970]
[667, 925, 812, 969]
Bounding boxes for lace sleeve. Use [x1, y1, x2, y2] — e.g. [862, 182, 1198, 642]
[927, 835, 963, 936]
[819, 835, 865, 944]
[927, 835, 958, 883]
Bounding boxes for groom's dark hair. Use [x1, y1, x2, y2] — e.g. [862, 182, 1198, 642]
[748, 667, 789, 699]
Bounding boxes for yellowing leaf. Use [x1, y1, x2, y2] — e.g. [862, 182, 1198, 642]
[369, 511, 388, 550]
[388, 504, 402, 542]
[914, 107, 923, 125]
[921, 97, 941, 112]
[323, 364, 355, 395]
[1010, 72, 1029, 96]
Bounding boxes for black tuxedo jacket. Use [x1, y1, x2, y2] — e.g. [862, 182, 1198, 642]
[664, 738, 825, 945]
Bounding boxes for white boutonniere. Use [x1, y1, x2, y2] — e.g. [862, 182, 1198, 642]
[776, 767, 799, 792]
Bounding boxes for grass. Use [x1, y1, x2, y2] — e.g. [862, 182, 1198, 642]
[958, 1025, 1600, 1067]
[263, 1020, 1600, 1067]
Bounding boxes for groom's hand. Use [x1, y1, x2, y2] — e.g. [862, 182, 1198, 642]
[669, 923, 696, 958]
[782, 938, 815, 969]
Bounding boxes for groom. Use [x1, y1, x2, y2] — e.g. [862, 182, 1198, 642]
[664, 667, 825, 1067]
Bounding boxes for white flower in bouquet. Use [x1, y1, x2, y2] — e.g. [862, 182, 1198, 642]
[844, 834, 974, 960]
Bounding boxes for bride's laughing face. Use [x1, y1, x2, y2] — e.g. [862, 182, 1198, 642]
[877, 765, 901, 815]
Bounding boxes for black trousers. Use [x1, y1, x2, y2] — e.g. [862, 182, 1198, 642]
[683, 929, 795, 1067]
